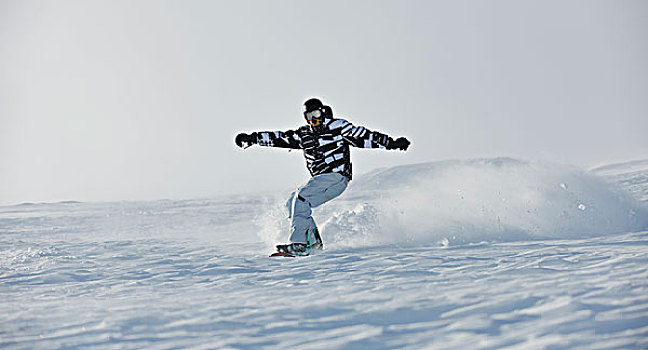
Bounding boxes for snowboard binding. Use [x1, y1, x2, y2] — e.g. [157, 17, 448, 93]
[270, 228, 324, 257]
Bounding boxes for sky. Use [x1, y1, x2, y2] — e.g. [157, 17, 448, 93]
[1, 0, 647, 205]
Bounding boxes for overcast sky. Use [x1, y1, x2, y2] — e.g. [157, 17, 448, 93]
[1, 0, 647, 205]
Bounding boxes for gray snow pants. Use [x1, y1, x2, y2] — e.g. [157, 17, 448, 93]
[286, 172, 349, 244]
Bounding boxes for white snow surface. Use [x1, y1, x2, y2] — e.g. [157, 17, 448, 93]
[2, 158, 647, 349]
[591, 159, 648, 203]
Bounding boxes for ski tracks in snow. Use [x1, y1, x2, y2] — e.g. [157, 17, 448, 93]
[1, 232, 647, 349]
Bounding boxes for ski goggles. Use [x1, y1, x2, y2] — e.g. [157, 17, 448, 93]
[305, 109, 323, 125]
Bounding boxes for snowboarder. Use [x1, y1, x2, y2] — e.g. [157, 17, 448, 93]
[235, 98, 410, 256]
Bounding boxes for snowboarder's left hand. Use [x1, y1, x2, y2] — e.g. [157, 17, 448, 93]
[388, 137, 410, 151]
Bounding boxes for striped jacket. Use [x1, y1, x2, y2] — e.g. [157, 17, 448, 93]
[255, 118, 394, 180]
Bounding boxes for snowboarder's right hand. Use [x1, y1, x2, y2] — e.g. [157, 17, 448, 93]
[235, 132, 258, 149]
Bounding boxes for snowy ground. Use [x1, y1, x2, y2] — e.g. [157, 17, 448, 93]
[1, 158, 647, 349]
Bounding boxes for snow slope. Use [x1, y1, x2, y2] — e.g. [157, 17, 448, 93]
[591, 159, 648, 203]
[1, 158, 647, 349]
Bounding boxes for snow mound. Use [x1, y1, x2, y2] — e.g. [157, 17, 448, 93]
[591, 159, 648, 203]
[298, 158, 648, 247]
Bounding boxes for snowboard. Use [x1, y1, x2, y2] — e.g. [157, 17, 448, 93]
[269, 252, 296, 258]
[269, 242, 323, 258]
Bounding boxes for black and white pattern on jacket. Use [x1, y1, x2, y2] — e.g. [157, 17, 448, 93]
[255, 118, 395, 180]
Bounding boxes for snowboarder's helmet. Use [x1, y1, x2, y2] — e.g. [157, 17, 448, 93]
[303, 98, 324, 113]
[303, 98, 325, 129]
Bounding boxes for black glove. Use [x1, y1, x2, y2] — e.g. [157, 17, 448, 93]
[387, 137, 410, 151]
[235, 132, 258, 149]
